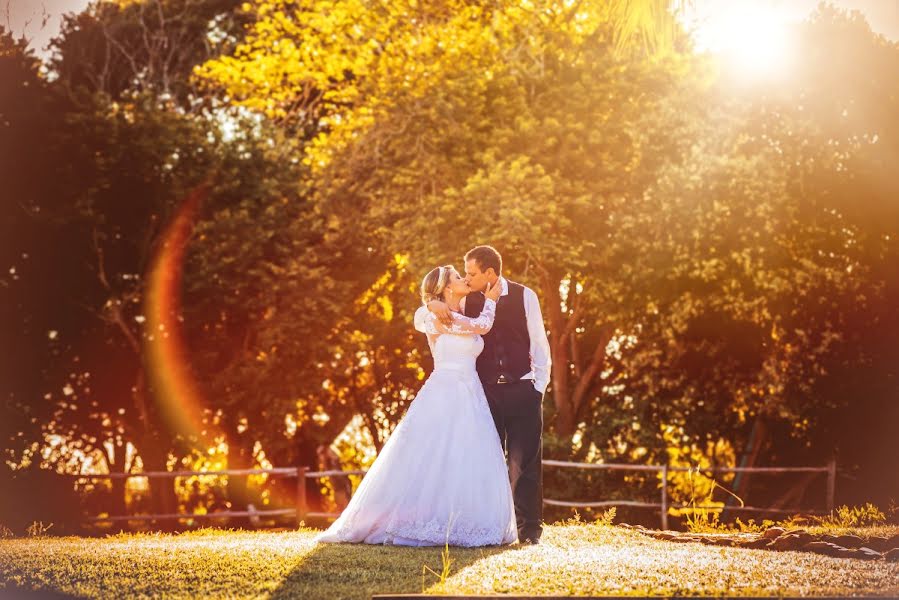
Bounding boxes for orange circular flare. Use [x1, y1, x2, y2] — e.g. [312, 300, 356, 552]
[145, 182, 210, 443]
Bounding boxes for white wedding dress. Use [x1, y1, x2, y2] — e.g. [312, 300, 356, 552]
[314, 297, 517, 547]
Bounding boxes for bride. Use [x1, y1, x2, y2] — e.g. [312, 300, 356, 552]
[313, 264, 517, 547]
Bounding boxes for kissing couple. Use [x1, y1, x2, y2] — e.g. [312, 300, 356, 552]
[315, 245, 552, 546]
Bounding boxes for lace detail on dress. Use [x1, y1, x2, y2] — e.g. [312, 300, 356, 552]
[421, 298, 496, 336]
[385, 515, 510, 547]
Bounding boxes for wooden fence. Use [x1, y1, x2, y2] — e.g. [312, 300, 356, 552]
[540, 458, 837, 530]
[72, 468, 300, 524]
[72, 459, 837, 530]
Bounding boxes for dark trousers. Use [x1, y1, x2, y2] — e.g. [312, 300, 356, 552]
[482, 379, 543, 541]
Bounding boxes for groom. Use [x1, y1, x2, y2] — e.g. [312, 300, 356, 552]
[427, 245, 551, 544]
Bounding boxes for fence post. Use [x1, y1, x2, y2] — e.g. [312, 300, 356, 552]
[296, 467, 308, 527]
[826, 458, 836, 513]
[660, 465, 668, 530]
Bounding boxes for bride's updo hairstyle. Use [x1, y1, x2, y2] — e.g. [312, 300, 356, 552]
[420, 264, 454, 305]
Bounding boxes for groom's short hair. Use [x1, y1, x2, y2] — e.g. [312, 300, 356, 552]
[465, 245, 502, 276]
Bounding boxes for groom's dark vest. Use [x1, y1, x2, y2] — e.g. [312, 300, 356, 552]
[465, 280, 531, 385]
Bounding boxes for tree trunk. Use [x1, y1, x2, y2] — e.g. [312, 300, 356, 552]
[226, 427, 256, 530]
[539, 268, 574, 434]
[294, 434, 323, 516]
[131, 362, 181, 532]
[725, 415, 768, 515]
[535, 266, 615, 437]
[104, 441, 128, 520]
[139, 431, 177, 532]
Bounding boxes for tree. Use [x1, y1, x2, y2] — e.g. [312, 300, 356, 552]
[2, 0, 307, 525]
[49, 0, 250, 109]
[0, 25, 72, 471]
[194, 1, 898, 517]
[192, 0, 698, 439]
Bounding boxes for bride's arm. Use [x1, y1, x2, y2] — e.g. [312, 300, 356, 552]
[414, 305, 430, 333]
[421, 298, 497, 335]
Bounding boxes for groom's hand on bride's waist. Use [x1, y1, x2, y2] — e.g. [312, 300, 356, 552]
[426, 300, 454, 326]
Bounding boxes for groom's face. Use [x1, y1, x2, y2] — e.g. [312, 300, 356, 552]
[464, 259, 491, 293]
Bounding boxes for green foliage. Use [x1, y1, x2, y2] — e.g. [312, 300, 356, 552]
[683, 504, 891, 535]
[815, 503, 887, 528]
[204, 0, 899, 480]
[596, 506, 617, 527]
[4, 0, 899, 528]
[676, 464, 743, 533]
[681, 505, 731, 534]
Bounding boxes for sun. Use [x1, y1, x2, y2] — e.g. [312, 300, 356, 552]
[684, 1, 798, 80]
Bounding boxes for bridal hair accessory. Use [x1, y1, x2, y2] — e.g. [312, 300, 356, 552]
[420, 265, 452, 304]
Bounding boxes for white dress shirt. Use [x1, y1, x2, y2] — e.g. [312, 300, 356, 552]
[461, 276, 552, 395]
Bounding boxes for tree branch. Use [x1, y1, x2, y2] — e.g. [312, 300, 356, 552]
[571, 323, 615, 419]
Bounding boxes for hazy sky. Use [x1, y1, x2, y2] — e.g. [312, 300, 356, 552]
[3, 0, 899, 62]
[2, 0, 90, 58]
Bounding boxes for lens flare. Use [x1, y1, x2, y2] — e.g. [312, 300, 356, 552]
[143, 181, 300, 514]
[144, 183, 211, 443]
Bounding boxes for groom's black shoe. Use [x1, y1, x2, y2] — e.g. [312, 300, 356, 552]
[520, 535, 541, 545]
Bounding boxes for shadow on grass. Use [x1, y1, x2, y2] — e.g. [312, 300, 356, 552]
[268, 540, 518, 600]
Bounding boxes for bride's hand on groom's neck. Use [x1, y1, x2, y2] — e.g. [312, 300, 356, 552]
[485, 279, 502, 303]
[427, 300, 454, 326]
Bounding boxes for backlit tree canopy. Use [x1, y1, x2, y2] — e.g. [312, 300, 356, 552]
[2, 0, 897, 529]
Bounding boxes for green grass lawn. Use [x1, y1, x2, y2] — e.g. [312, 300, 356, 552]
[1, 522, 898, 599]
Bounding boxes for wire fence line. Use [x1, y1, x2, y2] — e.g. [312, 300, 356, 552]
[67, 459, 837, 530]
